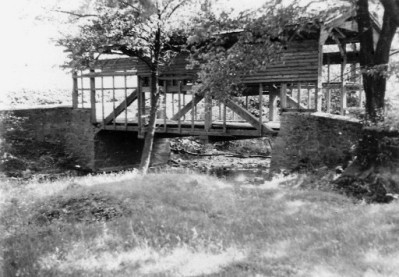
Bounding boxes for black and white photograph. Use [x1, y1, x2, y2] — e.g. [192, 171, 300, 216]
[1, 0, 399, 276]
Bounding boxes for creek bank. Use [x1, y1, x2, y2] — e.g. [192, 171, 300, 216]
[334, 127, 399, 203]
[164, 137, 272, 184]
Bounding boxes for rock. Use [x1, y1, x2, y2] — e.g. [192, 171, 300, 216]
[253, 177, 264, 184]
[335, 166, 344, 174]
[22, 169, 32, 179]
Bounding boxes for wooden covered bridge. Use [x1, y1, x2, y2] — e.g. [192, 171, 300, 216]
[70, 10, 377, 169]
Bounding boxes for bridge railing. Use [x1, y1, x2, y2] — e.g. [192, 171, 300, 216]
[279, 82, 319, 112]
[72, 69, 138, 126]
[73, 69, 283, 135]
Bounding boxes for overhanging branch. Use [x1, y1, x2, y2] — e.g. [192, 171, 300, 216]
[52, 9, 98, 18]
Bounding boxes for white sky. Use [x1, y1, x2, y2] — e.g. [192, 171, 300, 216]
[0, 0, 266, 93]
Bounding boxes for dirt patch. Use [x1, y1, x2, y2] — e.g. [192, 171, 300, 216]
[31, 190, 130, 225]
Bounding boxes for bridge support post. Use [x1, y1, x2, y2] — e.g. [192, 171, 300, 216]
[72, 71, 78, 109]
[280, 83, 287, 109]
[259, 83, 263, 135]
[137, 76, 144, 138]
[316, 26, 329, 112]
[269, 92, 278, 121]
[340, 51, 347, 115]
[90, 69, 96, 123]
[204, 92, 212, 132]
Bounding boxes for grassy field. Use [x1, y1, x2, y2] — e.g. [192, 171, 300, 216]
[1, 171, 399, 277]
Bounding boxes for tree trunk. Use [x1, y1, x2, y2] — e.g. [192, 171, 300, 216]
[139, 70, 160, 174]
[362, 73, 387, 120]
[357, 0, 398, 121]
[138, 21, 162, 174]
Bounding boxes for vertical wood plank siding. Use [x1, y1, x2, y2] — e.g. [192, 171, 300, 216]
[92, 40, 319, 85]
[241, 40, 319, 83]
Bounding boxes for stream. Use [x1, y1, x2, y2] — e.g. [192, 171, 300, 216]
[158, 153, 271, 185]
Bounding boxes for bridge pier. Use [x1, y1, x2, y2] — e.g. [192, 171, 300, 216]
[270, 111, 362, 172]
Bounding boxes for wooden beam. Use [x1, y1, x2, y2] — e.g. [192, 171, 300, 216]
[124, 72, 128, 130]
[223, 102, 227, 133]
[333, 27, 346, 38]
[280, 83, 287, 109]
[172, 92, 175, 115]
[326, 87, 331, 113]
[325, 10, 355, 29]
[112, 76, 116, 129]
[171, 94, 204, 121]
[80, 71, 84, 108]
[158, 75, 194, 80]
[316, 26, 329, 111]
[178, 81, 182, 133]
[72, 71, 78, 108]
[269, 92, 278, 121]
[259, 83, 263, 134]
[80, 71, 137, 77]
[340, 48, 347, 115]
[163, 81, 167, 132]
[165, 85, 192, 93]
[103, 89, 138, 125]
[182, 93, 186, 120]
[297, 83, 301, 109]
[204, 92, 212, 132]
[101, 77, 105, 124]
[286, 95, 307, 109]
[137, 77, 143, 138]
[225, 99, 277, 134]
[90, 69, 96, 123]
[326, 56, 331, 113]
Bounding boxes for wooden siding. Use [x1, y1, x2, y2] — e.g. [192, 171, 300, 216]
[93, 54, 197, 76]
[241, 39, 319, 84]
[93, 39, 319, 83]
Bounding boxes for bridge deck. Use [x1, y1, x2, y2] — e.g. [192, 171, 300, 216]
[101, 117, 280, 138]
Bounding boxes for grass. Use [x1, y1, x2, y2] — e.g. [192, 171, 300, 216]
[2, 171, 399, 276]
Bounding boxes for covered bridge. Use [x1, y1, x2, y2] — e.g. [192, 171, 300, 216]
[69, 9, 378, 170]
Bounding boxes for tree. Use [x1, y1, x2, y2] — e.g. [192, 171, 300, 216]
[356, 0, 399, 121]
[187, 2, 313, 101]
[191, 0, 399, 122]
[58, 0, 200, 173]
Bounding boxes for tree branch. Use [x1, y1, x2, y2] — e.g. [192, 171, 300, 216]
[118, 45, 153, 68]
[165, 0, 189, 20]
[117, 0, 141, 14]
[375, 10, 397, 64]
[380, 0, 399, 27]
[51, 9, 98, 18]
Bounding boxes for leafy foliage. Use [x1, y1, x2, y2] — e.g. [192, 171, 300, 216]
[57, 0, 206, 172]
[187, 1, 347, 100]
[58, 0, 200, 70]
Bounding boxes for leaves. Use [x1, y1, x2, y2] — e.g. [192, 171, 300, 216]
[58, 0, 201, 70]
[187, 1, 319, 100]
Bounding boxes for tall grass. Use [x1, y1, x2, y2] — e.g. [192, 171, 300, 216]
[2, 171, 399, 276]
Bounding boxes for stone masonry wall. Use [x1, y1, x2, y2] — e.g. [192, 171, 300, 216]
[1, 107, 97, 170]
[271, 112, 363, 171]
[66, 109, 97, 169]
[1, 107, 170, 172]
